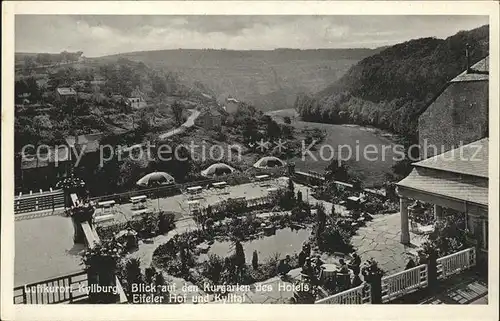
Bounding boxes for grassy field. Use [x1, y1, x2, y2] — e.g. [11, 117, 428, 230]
[268, 109, 398, 187]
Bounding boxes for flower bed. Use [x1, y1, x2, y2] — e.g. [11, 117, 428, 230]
[95, 211, 176, 241]
[152, 207, 314, 292]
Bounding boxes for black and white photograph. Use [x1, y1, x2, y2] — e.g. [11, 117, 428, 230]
[1, 2, 498, 319]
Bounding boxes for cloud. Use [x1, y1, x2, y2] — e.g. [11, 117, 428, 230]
[15, 15, 488, 56]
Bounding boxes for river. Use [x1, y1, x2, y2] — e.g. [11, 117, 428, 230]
[266, 109, 399, 187]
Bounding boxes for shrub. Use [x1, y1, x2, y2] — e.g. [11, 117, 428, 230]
[318, 224, 353, 254]
[124, 258, 143, 294]
[145, 266, 156, 284]
[202, 254, 224, 284]
[252, 251, 259, 270]
[158, 211, 176, 234]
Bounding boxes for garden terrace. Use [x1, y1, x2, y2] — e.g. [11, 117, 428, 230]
[89, 177, 294, 225]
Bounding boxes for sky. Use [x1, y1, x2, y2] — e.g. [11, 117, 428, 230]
[15, 15, 489, 57]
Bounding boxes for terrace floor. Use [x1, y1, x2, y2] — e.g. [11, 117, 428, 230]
[15, 214, 85, 286]
[98, 178, 293, 224]
[351, 213, 428, 275]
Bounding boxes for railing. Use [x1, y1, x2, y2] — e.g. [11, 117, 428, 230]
[14, 189, 65, 214]
[316, 283, 371, 304]
[246, 195, 274, 209]
[316, 248, 477, 304]
[437, 247, 476, 280]
[88, 178, 220, 204]
[381, 264, 428, 303]
[13, 271, 88, 304]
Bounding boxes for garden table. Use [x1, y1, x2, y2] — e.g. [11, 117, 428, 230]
[320, 263, 339, 283]
[98, 200, 116, 216]
[130, 195, 147, 210]
[212, 181, 227, 188]
[187, 186, 203, 194]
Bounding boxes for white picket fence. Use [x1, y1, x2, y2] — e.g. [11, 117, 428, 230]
[437, 247, 476, 280]
[381, 264, 428, 303]
[316, 247, 477, 304]
[316, 283, 371, 304]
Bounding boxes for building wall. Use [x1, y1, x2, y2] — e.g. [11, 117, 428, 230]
[197, 113, 222, 129]
[225, 101, 239, 114]
[419, 81, 488, 158]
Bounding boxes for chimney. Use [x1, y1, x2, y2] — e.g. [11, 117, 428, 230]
[466, 43, 472, 74]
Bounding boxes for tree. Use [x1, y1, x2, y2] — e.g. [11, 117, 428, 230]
[234, 241, 246, 269]
[252, 251, 259, 270]
[36, 53, 52, 65]
[325, 160, 349, 183]
[171, 101, 184, 126]
[315, 203, 327, 245]
[23, 56, 36, 72]
[283, 116, 292, 124]
[125, 258, 143, 294]
[145, 266, 156, 284]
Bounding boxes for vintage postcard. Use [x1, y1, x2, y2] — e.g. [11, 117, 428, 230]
[1, 1, 499, 320]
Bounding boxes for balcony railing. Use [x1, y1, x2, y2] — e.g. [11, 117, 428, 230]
[316, 283, 371, 304]
[316, 248, 477, 304]
[381, 264, 428, 303]
[437, 247, 476, 280]
[14, 271, 88, 304]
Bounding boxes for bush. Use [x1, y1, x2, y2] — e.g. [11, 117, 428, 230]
[124, 258, 143, 294]
[317, 224, 353, 254]
[252, 251, 259, 270]
[158, 211, 176, 234]
[201, 254, 224, 284]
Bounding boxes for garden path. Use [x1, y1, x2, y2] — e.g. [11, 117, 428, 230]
[351, 212, 428, 275]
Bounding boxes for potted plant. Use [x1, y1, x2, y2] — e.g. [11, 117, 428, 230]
[82, 239, 123, 303]
[56, 174, 87, 207]
[465, 229, 478, 246]
[66, 203, 95, 244]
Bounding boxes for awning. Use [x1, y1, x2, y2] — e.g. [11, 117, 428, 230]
[397, 168, 488, 216]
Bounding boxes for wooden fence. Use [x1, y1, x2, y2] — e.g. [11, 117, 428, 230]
[316, 283, 371, 304]
[316, 248, 477, 304]
[437, 247, 476, 280]
[14, 189, 65, 214]
[381, 264, 428, 303]
[13, 271, 88, 304]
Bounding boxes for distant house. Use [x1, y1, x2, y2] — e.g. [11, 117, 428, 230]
[224, 97, 240, 114]
[126, 97, 147, 109]
[65, 133, 103, 156]
[126, 87, 148, 109]
[17, 146, 72, 190]
[419, 56, 488, 158]
[55, 87, 77, 102]
[195, 107, 224, 130]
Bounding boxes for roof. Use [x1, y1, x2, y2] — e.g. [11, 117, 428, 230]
[414, 138, 488, 178]
[56, 87, 77, 96]
[450, 57, 489, 83]
[65, 133, 103, 153]
[21, 155, 49, 169]
[397, 167, 488, 207]
[20, 146, 72, 169]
